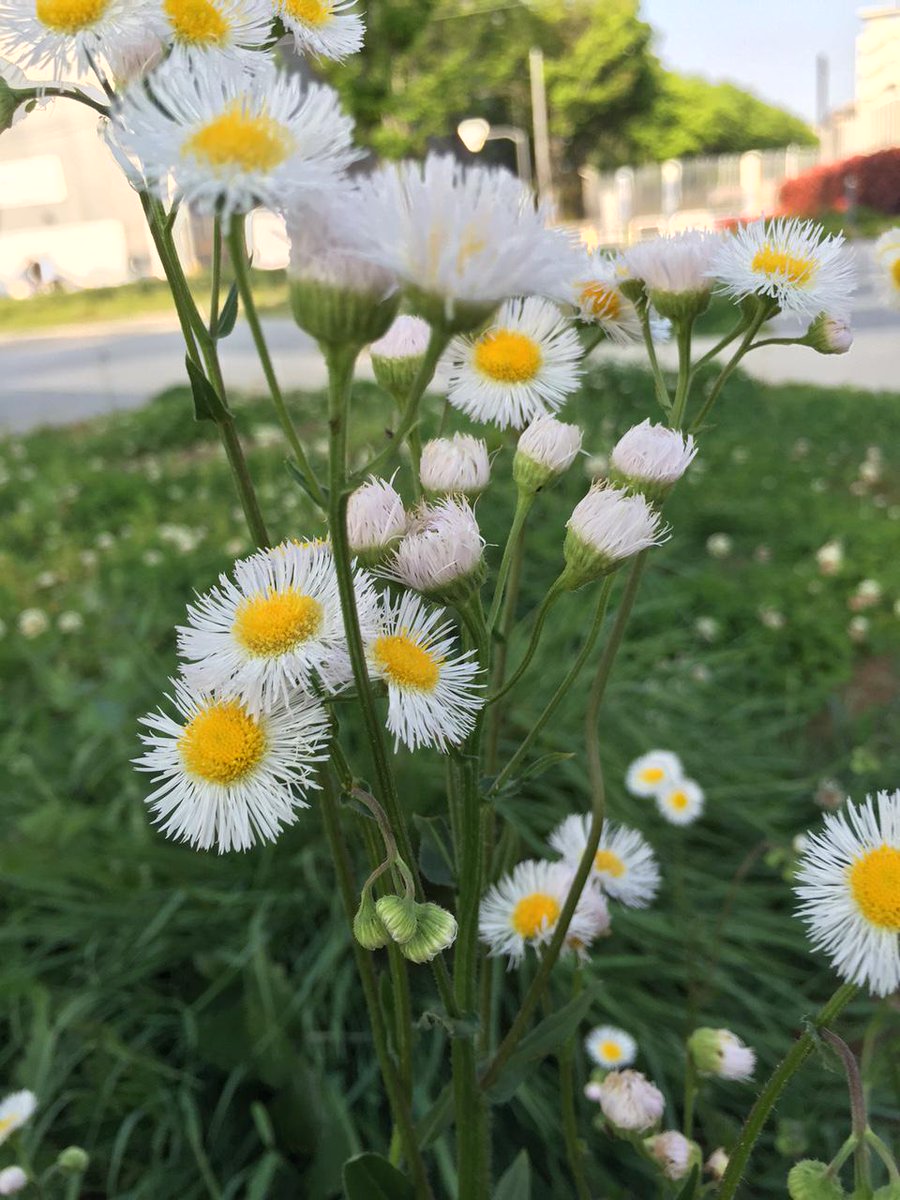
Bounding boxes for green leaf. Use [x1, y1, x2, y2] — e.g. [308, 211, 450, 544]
[285, 457, 328, 506]
[486, 986, 596, 1104]
[214, 282, 239, 339]
[185, 357, 228, 422]
[517, 751, 576, 783]
[674, 1164, 700, 1200]
[417, 1009, 479, 1040]
[342, 1153, 414, 1200]
[413, 814, 455, 886]
[494, 1150, 531, 1200]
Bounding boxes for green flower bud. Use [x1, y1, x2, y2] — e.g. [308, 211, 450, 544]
[289, 278, 399, 351]
[687, 1027, 756, 1080]
[369, 314, 432, 402]
[353, 888, 390, 951]
[57, 1147, 90, 1174]
[375, 895, 419, 945]
[405, 286, 495, 336]
[787, 1160, 845, 1200]
[399, 903, 458, 963]
[804, 313, 853, 356]
[647, 287, 711, 324]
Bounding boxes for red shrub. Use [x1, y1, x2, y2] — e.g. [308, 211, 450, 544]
[779, 149, 900, 216]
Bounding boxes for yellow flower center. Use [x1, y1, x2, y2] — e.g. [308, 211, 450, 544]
[473, 330, 542, 384]
[599, 1040, 623, 1062]
[165, 0, 229, 44]
[891, 258, 900, 291]
[580, 281, 622, 321]
[373, 633, 441, 691]
[751, 244, 815, 286]
[849, 844, 900, 930]
[668, 789, 689, 811]
[594, 849, 626, 877]
[233, 589, 323, 657]
[178, 701, 268, 785]
[0, 1115, 16, 1137]
[282, 0, 333, 24]
[184, 105, 294, 173]
[36, 0, 109, 32]
[639, 766, 665, 785]
[512, 891, 561, 939]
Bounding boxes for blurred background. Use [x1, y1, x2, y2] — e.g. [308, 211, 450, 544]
[1, 3, 899, 1198]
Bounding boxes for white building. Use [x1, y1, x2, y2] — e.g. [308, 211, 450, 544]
[820, 4, 900, 161]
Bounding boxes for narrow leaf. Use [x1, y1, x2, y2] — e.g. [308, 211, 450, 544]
[342, 1153, 414, 1200]
[674, 1164, 700, 1200]
[215, 282, 239, 339]
[185, 356, 228, 422]
[494, 1150, 531, 1200]
[486, 987, 596, 1104]
[413, 814, 456, 886]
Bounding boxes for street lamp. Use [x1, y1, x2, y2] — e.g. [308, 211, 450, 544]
[457, 117, 532, 188]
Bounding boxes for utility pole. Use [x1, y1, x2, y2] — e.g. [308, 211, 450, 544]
[816, 53, 830, 126]
[529, 47, 553, 206]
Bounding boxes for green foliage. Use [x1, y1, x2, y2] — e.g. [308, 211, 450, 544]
[1, 365, 900, 1196]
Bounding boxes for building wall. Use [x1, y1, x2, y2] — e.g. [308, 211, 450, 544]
[820, 5, 900, 161]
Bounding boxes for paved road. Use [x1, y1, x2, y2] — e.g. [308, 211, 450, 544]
[0, 288, 896, 434]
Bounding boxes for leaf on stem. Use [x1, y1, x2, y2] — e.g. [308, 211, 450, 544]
[286, 457, 329, 506]
[214, 282, 240, 340]
[417, 1009, 480, 1039]
[495, 1150, 532, 1200]
[342, 1153, 415, 1200]
[185, 357, 229, 423]
[413, 814, 456, 887]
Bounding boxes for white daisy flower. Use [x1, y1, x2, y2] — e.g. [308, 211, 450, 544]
[549, 815, 660, 908]
[0, 1092, 36, 1145]
[563, 483, 666, 587]
[177, 539, 377, 710]
[0, 0, 164, 79]
[622, 230, 720, 317]
[610, 420, 697, 495]
[626, 750, 683, 797]
[478, 859, 610, 966]
[161, 0, 273, 65]
[274, 0, 363, 60]
[514, 415, 583, 489]
[709, 217, 856, 320]
[445, 297, 582, 430]
[384, 496, 484, 600]
[795, 790, 900, 997]
[366, 589, 484, 753]
[344, 154, 580, 328]
[419, 433, 490, 497]
[874, 227, 900, 308]
[584, 1025, 637, 1070]
[657, 779, 704, 826]
[595, 1070, 664, 1133]
[112, 57, 356, 216]
[571, 251, 642, 343]
[346, 476, 407, 564]
[135, 677, 329, 852]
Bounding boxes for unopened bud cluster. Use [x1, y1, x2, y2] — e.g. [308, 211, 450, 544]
[354, 888, 457, 963]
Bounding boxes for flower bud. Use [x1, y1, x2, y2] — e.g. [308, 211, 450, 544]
[562, 484, 666, 590]
[805, 313, 853, 355]
[644, 1131, 701, 1181]
[609, 419, 697, 501]
[375, 895, 419, 945]
[370, 315, 432, 401]
[513, 415, 583, 493]
[787, 1160, 845, 1200]
[57, 1147, 89, 1175]
[406, 286, 496, 337]
[705, 1148, 729, 1181]
[688, 1028, 756, 1080]
[596, 1069, 665, 1133]
[420, 433, 490, 498]
[0, 1167, 27, 1196]
[353, 888, 390, 950]
[622, 231, 720, 324]
[399, 902, 458, 963]
[386, 496, 485, 606]
[346, 477, 407, 568]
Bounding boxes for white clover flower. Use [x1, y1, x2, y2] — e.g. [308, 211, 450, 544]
[366, 589, 484, 753]
[758, 605, 787, 631]
[848, 614, 870, 643]
[688, 1027, 756, 1081]
[385, 496, 484, 600]
[445, 297, 582, 430]
[657, 778, 704, 825]
[420, 433, 490, 497]
[161, 0, 273, 65]
[135, 677, 329, 853]
[645, 1131, 697, 1181]
[584, 1025, 637, 1070]
[571, 251, 642, 343]
[0, 1091, 36, 1145]
[346, 477, 407, 561]
[694, 616, 720, 643]
[795, 790, 900, 996]
[705, 1148, 729, 1181]
[550, 815, 660, 908]
[874, 227, 900, 308]
[626, 749, 683, 797]
[563, 484, 666, 586]
[0, 0, 164, 78]
[112, 57, 356, 217]
[177, 539, 377, 709]
[514, 415, 583, 490]
[709, 217, 856, 320]
[851, 578, 882, 611]
[17, 607, 48, 639]
[610, 419, 697, 495]
[706, 532, 732, 559]
[273, 0, 364, 61]
[595, 1069, 664, 1133]
[344, 154, 580, 327]
[479, 859, 610, 966]
[816, 539, 843, 576]
[0, 1166, 26, 1195]
[57, 610, 83, 633]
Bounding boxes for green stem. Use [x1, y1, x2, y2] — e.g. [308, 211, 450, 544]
[487, 492, 532, 634]
[689, 307, 771, 433]
[670, 320, 694, 429]
[489, 578, 613, 795]
[716, 984, 857, 1200]
[865, 1130, 900, 1183]
[640, 307, 672, 413]
[486, 495, 529, 774]
[691, 317, 752, 372]
[24, 83, 110, 116]
[487, 579, 565, 705]
[209, 217, 223, 334]
[560, 970, 591, 1200]
[821, 1029, 870, 1194]
[228, 216, 326, 509]
[319, 772, 434, 1200]
[683, 1055, 698, 1139]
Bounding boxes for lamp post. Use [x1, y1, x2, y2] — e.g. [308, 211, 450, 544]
[457, 117, 533, 188]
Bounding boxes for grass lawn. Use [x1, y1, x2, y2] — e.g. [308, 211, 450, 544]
[1, 363, 899, 1198]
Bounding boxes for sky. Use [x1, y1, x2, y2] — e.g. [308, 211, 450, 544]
[641, 0, 868, 123]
